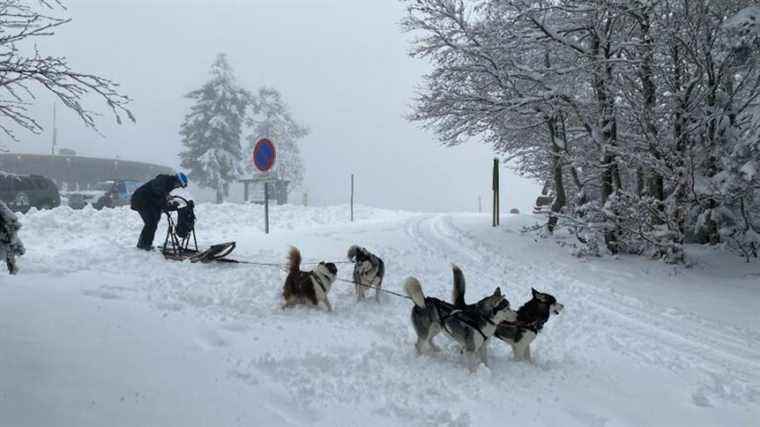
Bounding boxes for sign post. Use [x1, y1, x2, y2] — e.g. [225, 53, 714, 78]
[492, 158, 500, 227]
[350, 174, 354, 222]
[253, 138, 276, 234]
[264, 182, 270, 234]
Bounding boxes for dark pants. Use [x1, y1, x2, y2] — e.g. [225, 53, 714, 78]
[136, 206, 162, 250]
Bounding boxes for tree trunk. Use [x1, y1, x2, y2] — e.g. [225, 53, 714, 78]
[547, 117, 566, 233]
[700, 29, 721, 244]
[559, 114, 583, 192]
[593, 35, 618, 203]
[671, 42, 689, 242]
[639, 10, 664, 203]
[592, 29, 619, 253]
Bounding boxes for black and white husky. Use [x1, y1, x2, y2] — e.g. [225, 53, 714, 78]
[347, 245, 385, 302]
[494, 289, 563, 362]
[454, 279, 563, 362]
[404, 266, 516, 372]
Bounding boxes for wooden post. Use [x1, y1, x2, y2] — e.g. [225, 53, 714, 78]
[350, 174, 355, 222]
[492, 159, 500, 227]
[264, 182, 270, 234]
[496, 171, 501, 227]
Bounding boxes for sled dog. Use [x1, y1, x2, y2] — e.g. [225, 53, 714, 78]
[282, 247, 338, 311]
[453, 269, 563, 362]
[404, 267, 516, 372]
[493, 288, 563, 362]
[347, 245, 385, 301]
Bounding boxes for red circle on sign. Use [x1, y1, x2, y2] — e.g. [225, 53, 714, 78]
[253, 138, 276, 172]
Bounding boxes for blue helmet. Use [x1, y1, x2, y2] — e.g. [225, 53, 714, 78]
[176, 172, 189, 188]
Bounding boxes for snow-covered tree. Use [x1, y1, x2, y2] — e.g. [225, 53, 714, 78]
[244, 87, 309, 191]
[404, 0, 760, 263]
[711, 6, 760, 259]
[179, 53, 250, 203]
[0, 0, 133, 141]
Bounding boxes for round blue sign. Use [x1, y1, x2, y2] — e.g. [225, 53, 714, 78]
[253, 138, 276, 172]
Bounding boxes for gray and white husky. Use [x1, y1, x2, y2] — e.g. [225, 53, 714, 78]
[347, 245, 385, 302]
[454, 277, 563, 363]
[0, 200, 24, 275]
[404, 267, 516, 372]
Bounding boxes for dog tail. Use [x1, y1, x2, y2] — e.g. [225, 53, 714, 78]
[287, 247, 302, 274]
[347, 245, 361, 262]
[451, 264, 466, 308]
[403, 277, 426, 308]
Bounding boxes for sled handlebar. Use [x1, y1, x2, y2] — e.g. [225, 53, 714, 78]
[164, 195, 194, 212]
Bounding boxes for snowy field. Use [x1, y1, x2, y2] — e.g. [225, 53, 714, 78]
[2, 203, 759, 426]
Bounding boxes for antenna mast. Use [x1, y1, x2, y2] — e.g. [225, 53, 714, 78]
[51, 104, 58, 155]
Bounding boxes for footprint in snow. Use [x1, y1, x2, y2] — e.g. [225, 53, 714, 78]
[228, 369, 260, 386]
[82, 289, 122, 300]
[195, 329, 229, 350]
[155, 302, 183, 312]
[220, 321, 249, 333]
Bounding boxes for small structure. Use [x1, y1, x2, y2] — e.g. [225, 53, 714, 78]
[238, 176, 289, 205]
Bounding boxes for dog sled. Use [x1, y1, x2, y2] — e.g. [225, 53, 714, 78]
[161, 196, 238, 263]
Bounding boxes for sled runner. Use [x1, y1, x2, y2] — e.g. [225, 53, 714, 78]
[161, 196, 238, 263]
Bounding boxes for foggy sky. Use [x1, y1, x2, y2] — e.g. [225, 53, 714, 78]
[16, 0, 539, 212]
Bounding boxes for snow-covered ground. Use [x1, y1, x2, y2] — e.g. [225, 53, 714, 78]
[2, 203, 759, 426]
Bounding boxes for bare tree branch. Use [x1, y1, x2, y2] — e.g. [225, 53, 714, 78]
[0, 0, 133, 140]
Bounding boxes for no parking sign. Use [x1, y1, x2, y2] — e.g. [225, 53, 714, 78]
[253, 138, 276, 172]
[252, 138, 276, 234]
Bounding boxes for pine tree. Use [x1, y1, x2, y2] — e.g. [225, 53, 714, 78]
[179, 53, 250, 203]
[244, 87, 309, 191]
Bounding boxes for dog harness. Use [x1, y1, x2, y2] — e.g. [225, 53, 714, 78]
[310, 272, 329, 294]
[499, 318, 541, 333]
[439, 309, 491, 341]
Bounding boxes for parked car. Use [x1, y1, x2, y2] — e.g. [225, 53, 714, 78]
[65, 179, 142, 210]
[91, 179, 142, 210]
[63, 191, 103, 209]
[0, 172, 61, 213]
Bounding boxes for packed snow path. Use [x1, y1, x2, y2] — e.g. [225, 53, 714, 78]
[2, 204, 759, 426]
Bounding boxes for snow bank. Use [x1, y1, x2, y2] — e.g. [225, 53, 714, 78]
[18, 202, 408, 238]
[14, 202, 412, 277]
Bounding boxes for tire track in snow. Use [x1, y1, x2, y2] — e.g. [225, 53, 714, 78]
[429, 214, 760, 407]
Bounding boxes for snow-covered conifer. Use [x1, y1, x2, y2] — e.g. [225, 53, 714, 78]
[179, 53, 250, 203]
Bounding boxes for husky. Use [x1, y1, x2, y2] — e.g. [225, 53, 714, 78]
[404, 269, 516, 372]
[453, 273, 563, 363]
[281, 247, 338, 312]
[493, 288, 563, 362]
[451, 264, 479, 310]
[347, 245, 385, 302]
[0, 200, 24, 275]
